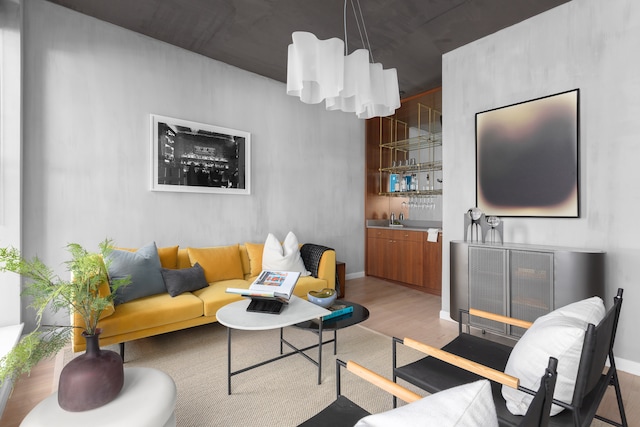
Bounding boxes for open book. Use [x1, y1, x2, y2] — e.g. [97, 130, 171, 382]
[226, 270, 301, 303]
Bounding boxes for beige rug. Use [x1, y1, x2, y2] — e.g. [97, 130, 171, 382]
[63, 323, 425, 427]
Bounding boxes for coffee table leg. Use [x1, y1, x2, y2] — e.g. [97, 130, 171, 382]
[227, 327, 232, 395]
[318, 321, 323, 384]
[334, 330, 337, 355]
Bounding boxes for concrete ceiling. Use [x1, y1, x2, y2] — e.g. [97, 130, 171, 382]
[45, 0, 570, 98]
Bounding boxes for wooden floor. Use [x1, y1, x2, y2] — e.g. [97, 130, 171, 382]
[1, 276, 637, 426]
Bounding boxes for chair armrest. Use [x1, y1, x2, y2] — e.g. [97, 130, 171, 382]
[346, 360, 422, 404]
[402, 337, 520, 389]
[468, 308, 533, 330]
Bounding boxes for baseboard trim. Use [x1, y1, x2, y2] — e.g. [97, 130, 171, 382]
[615, 357, 640, 376]
[440, 310, 455, 322]
[346, 271, 365, 280]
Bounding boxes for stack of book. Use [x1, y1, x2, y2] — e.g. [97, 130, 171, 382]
[226, 270, 301, 314]
[323, 303, 354, 321]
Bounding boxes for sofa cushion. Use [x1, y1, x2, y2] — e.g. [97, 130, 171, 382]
[157, 245, 180, 269]
[502, 296, 605, 415]
[355, 380, 497, 427]
[244, 242, 264, 277]
[116, 245, 179, 269]
[187, 244, 244, 283]
[106, 242, 166, 305]
[161, 263, 209, 297]
[192, 279, 248, 317]
[177, 248, 192, 269]
[239, 245, 251, 277]
[262, 232, 310, 275]
[96, 292, 204, 338]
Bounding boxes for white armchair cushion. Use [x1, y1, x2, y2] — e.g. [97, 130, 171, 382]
[355, 380, 498, 427]
[262, 232, 310, 275]
[502, 296, 605, 416]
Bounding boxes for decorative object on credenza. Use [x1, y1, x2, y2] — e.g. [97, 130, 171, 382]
[476, 89, 579, 218]
[464, 207, 489, 242]
[286, 0, 400, 119]
[150, 114, 251, 195]
[0, 240, 130, 412]
[307, 288, 337, 308]
[485, 216, 504, 244]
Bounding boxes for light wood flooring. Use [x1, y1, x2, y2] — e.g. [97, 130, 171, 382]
[1, 276, 638, 426]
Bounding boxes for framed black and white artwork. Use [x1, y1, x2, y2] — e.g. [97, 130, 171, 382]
[150, 114, 251, 195]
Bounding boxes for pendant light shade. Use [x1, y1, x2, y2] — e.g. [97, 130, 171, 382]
[286, 32, 344, 105]
[286, 1, 401, 119]
[357, 64, 400, 119]
[325, 48, 370, 113]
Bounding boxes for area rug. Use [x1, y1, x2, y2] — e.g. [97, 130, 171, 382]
[63, 323, 426, 427]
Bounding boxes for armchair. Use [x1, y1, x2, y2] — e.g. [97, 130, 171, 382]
[299, 357, 558, 427]
[393, 289, 627, 427]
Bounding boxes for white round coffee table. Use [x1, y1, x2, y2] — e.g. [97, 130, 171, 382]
[20, 367, 176, 427]
[217, 295, 330, 394]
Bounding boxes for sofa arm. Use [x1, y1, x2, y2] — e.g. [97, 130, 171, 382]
[315, 248, 336, 290]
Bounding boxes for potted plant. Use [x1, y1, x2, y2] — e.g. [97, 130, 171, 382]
[0, 239, 129, 411]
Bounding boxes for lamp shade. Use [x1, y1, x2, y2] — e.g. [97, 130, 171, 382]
[286, 31, 400, 118]
[286, 32, 344, 104]
[325, 48, 370, 113]
[357, 64, 400, 119]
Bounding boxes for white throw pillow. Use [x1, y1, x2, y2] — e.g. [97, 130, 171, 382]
[547, 296, 605, 326]
[261, 232, 310, 275]
[355, 380, 498, 427]
[502, 296, 605, 416]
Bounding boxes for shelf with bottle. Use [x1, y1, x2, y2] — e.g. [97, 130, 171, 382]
[380, 170, 442, 198]
[379, 189, 443, 197]
[379, 132, 442, 152]
[378, 102, 442, 199]
[379, 159, 442, 175]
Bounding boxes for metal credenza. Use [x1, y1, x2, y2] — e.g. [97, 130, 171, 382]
[450, 240, 605, 338]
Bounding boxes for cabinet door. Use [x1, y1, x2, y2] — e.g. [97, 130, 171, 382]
[390, 230, 423, 286]
[366, 229, 423, 287]
[468, 247, 507, 334]
[395, 239, 423, 286]
[366, 235, 386, 278]
[509, 250, 553, 336]
[423, 234, 442, 295]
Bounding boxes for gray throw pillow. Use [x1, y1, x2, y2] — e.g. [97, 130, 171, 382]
[161, 263, 209, 297]
[107, 242, 166, 305]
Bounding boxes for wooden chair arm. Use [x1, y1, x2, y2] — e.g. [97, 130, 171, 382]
[346, 361, 422, 403]
[402, 337, 520, 390]
[469, 308, 533, 330]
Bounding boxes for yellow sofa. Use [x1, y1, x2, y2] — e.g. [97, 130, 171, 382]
[71, 243, 336, 355]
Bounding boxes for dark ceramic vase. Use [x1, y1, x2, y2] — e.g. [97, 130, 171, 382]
[58, 330, 124, 412]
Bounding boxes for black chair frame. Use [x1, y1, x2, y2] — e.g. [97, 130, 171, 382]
[300, 356, 558, 427]
[392, 288, 627, 427]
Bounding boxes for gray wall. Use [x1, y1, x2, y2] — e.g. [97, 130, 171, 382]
[0, 0, 22, 327]
[442, 0, 640, 373]
[21, 0, 365, 329]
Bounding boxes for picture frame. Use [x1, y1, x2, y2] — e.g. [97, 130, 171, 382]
[150, 114, 251, 195]
[475, 89, 579, 217]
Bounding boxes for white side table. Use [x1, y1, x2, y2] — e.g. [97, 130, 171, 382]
[20, 367, 176, 427]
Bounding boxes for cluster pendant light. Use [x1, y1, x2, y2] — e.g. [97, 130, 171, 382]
[286, 0, 400, 119]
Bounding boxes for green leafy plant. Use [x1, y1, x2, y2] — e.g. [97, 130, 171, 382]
[0, 239, 129, 387]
